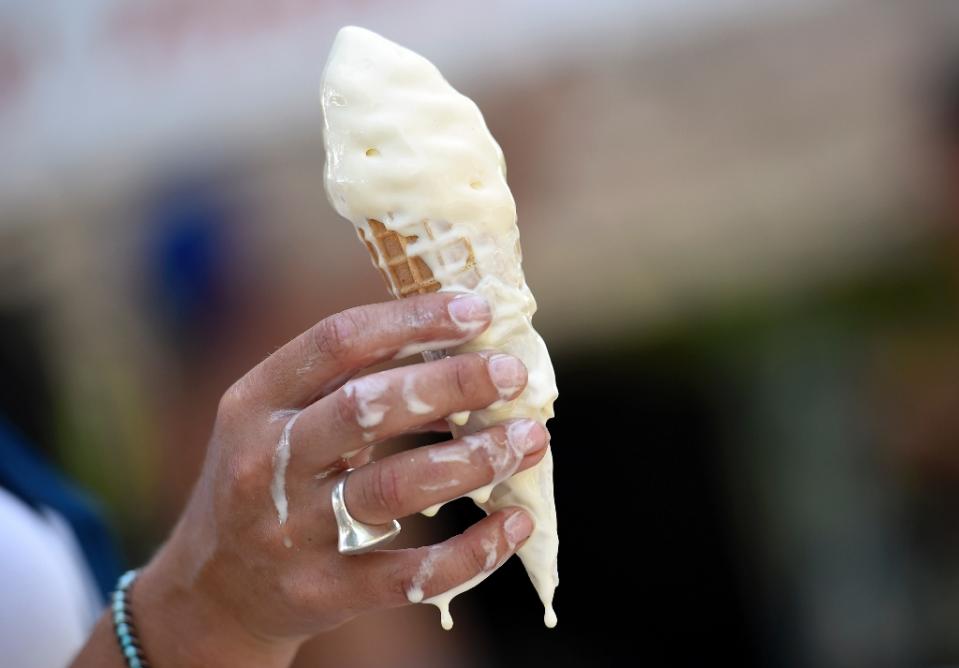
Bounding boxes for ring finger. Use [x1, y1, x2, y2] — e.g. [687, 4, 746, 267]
[334, 419, 549, 526]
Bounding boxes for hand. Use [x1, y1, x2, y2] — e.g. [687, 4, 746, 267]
[133, 293, 547, 667]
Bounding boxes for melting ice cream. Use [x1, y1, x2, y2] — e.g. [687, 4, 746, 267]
[320, 26, 559, 628]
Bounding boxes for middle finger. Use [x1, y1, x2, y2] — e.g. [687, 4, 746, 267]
[290, 352, 528, 471]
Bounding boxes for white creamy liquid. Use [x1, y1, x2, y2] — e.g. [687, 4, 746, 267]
[270, 409, 302, 526]
[321, 26, 559, 628]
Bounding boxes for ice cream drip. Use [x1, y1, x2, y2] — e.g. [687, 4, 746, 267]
[321, 26, 559, 628]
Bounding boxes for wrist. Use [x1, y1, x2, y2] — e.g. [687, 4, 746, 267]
[132, 547, 300, 668]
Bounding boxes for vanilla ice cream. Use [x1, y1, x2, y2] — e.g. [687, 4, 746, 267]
[321, 26, 559, 629]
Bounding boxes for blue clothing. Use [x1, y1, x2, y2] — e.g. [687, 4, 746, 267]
[0, 416, 121, 601]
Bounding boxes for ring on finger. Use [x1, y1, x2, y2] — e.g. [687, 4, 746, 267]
[332, 468, 402, 555]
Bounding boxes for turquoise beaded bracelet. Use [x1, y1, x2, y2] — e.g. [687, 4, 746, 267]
[111, 569, 150, 668]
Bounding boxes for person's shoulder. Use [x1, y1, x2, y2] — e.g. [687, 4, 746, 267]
[0, 486, 95, 667]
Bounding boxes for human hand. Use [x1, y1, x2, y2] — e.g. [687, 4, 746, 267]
[134, 293, 547, 667]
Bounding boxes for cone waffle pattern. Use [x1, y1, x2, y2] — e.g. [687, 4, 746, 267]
[359, 219, 480, 298]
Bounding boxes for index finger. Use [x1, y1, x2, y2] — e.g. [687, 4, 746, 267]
[241, 293, 490, 409]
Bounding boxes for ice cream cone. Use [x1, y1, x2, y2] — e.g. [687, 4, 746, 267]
[321, 26, 559, 629]
[358, 218, 480, 298]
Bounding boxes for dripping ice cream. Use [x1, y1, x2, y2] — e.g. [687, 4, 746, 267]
[320, 26, 559, 628]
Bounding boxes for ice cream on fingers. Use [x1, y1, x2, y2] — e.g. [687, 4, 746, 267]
[320, 26, 559, 629]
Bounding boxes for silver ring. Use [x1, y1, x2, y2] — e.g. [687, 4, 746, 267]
[332, 468, 402, 555]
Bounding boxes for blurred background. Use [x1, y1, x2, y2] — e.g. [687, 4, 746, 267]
[2, 0, 959, 666]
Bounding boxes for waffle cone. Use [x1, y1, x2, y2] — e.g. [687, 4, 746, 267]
[358, 218, 480, 298]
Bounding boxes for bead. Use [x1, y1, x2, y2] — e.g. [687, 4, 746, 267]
[112, 569, 147, 668]
[119, 570, 138, 589]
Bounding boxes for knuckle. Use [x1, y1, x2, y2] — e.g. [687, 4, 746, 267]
[311, 309, 363, 362]
[407, 298, 440, 330]
[217, 379, 250, 421]
[277, 575, 315, 613]
[392, 569, 417, 604]
[477, 429, 514, 479]
[494, 424, 512, 449]
[450, 356, 483, 401]
[392, 550, 440, 604]
[367, 465, 403, 515]
[460, 539, 490, 576]
[333, 385, 359, 428]
[229, 451, 270, 496]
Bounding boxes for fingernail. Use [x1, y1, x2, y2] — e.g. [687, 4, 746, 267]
[507, 420, 546, 455]
[504, 510, 533, 547]
[487, 354, 526, 397]
[447, 294, 490, 328]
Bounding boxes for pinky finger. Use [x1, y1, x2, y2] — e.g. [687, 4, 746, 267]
[355, 508, 534, 629]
